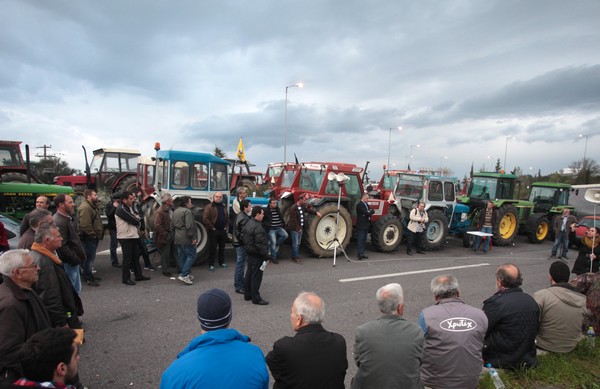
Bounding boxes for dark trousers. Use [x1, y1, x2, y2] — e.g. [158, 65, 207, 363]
[119, 238, 142, 282]
[81, 238, 99, 281]
[157, 237, 178, 272]
[244, 254, 264, 303]
[357, 228, 368, 256]
[208, 229, 227, 265]
[109, 229, 119, 265]
[137, 236, 151, 267]
[407, 230, 423, 253]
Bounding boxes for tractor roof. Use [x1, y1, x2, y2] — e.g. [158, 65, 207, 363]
[93, 148, 141, 155]
[301, 162, 363, 173]
[472, 172, 518, 179]
[531, 182, 571, 189]
[157, 150, 229, 165]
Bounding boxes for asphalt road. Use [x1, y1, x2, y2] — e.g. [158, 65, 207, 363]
[76, 232, 573, 388]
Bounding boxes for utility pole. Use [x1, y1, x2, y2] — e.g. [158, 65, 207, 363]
[36, 144, 56, 159]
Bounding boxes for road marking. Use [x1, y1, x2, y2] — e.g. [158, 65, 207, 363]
[339, 263, 490, 283]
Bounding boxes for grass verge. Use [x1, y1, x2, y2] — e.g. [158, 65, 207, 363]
[478, 340, 600, 388]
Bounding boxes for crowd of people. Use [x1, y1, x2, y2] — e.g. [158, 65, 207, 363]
[1, 190, 600, 388]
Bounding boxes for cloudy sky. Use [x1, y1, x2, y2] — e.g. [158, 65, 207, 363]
[2, 0, 599, 182]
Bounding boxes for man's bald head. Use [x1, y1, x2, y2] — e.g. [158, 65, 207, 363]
[496, 263, 523, 289]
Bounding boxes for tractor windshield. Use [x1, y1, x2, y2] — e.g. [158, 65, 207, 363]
[211, 163, 229, 191]
[529, 186, 569, 206]
[381, 174, 397, 190]
[469, 177, 497, 200]
[280, 170, 296, 188]
[299, 170, 324, 192]
[395, 175, 423, 199]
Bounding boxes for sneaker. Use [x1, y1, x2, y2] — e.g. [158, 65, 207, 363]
[144, 265, 157, 272]
[561, 256, 569, 260]
[178, 275, 193, 285]
[219, 263, 228, 268]
[92, 267, 97, 274]
[548, 255, 557, 260]
[189, 274, 195, 280]
[85, 279, 100, 287]
[209, 265, 215, 272]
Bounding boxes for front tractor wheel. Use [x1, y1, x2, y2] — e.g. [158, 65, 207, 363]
[494, 204, 518, 246]
[526, 214, 550, 243]
[420, 209, 448, 251]
[371, 214, 402, 252]
[305, 203, 352, 257]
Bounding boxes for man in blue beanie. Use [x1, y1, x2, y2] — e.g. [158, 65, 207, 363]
[160, 288, 269, 389]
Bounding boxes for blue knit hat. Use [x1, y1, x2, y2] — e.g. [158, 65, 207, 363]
[197, 288, 232, 331]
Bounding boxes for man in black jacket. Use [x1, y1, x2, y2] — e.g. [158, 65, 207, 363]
[356, 193, 374, 260]
[266, 292, 347, 389]
[242, 206, 269, 305]
[53, 194, 85, 295]
[483, 263, 539, 368]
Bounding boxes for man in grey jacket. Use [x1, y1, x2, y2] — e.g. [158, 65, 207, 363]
[418, 275, 488, 389]
[172, 196, 197, 285]
[352, 283, 424, 389]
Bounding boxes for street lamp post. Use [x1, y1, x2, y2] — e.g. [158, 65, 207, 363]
[284, 82, 303, 163]
[503, 136, 516, 171]
[409, 144, 420, 168]
[387, 126, 402, 168]
[439, 156, 447, 175]
[579, 134, 588, 162]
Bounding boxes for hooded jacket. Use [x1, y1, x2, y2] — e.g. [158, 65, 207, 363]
[160, 328, 268, 389]
[533, 283, 587, 352]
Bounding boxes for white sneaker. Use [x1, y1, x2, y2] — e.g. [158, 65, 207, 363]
[178, 275, 193, 285]
[189, 274, 195, 280]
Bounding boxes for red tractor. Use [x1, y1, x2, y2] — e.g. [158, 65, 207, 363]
[54, 146, 140, 196]
[271, 162, 403, 257]
[0, 140, 39, 183]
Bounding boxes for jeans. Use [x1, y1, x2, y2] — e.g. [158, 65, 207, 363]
[63, 263, 82, 294]
[177, 244, 196, 277]
[291, 230, 302, 258]
[234, 245, 247, 290]
[268, 228, 288, 259]
[109, 229, 119, 265]
[357, 228, 368, 256]
[474, 226, 493, 252]
[81, 238, 98, 281]
[551, 230, 570, 257]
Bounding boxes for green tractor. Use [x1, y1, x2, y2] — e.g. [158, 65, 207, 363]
[527, 182, 576, 240]
[458, 172, 549, 246]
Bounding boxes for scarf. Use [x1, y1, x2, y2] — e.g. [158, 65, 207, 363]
[30, 242, 63, 265]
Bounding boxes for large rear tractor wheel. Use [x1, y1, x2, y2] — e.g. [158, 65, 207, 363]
[193, 220, 209, 266]
[420, 209, 448, 251]
[115, 175, 138, 194]
[526, 213, 550, 243]
[494, 204, 518, 246]
[463, 226, 478, 248]
[547, 214, 559, 241]
[0, 172, 30, 183]
[304, 203, 352, 257]
[143, 197, 159, 236]
[371, 214, 402, 252]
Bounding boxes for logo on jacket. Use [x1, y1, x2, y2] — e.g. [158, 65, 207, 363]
[439, 317, 477, 332]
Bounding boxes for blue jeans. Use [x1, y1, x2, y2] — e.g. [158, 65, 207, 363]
[268, 228, 288, 259]
[63, 263, 82, 294]
[551, 230, 569, 257]
[176, 244, 196, 277]
[109, 229, 119, 265]
[234, 245, 247, 290]
[81, 238, 98, 281]
[291, 230, 302, 259]
[474, 226, 493, 252]
[357, 229, 368, 256]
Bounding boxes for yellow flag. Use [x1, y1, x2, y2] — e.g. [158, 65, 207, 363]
[236, 137, 246, 162]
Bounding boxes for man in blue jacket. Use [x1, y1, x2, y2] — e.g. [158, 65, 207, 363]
[160, 288, 268, 389]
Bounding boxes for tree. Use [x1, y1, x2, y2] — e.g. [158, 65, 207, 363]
[494, 159, 502, 173]
[213, 146, 226, 158]
[573, 158, 600, 185]
[31, 157, 76, 184]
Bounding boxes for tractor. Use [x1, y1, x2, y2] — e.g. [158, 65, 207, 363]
[54, 147, 140, 197]
[0, 141, 39, 183]
[139, 143, 230, 264]
[269, 162, 406, 257]
[376, 171, 471, 251]
[458, 172, 549, 247]
[527, 182, 576, 240]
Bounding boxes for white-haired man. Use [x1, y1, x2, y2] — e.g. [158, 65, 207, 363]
[352, 283, 424, 389]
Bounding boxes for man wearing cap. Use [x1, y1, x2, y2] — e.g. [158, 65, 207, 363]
[160, 288, 269, 389]
[533, 261, 587, 353]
